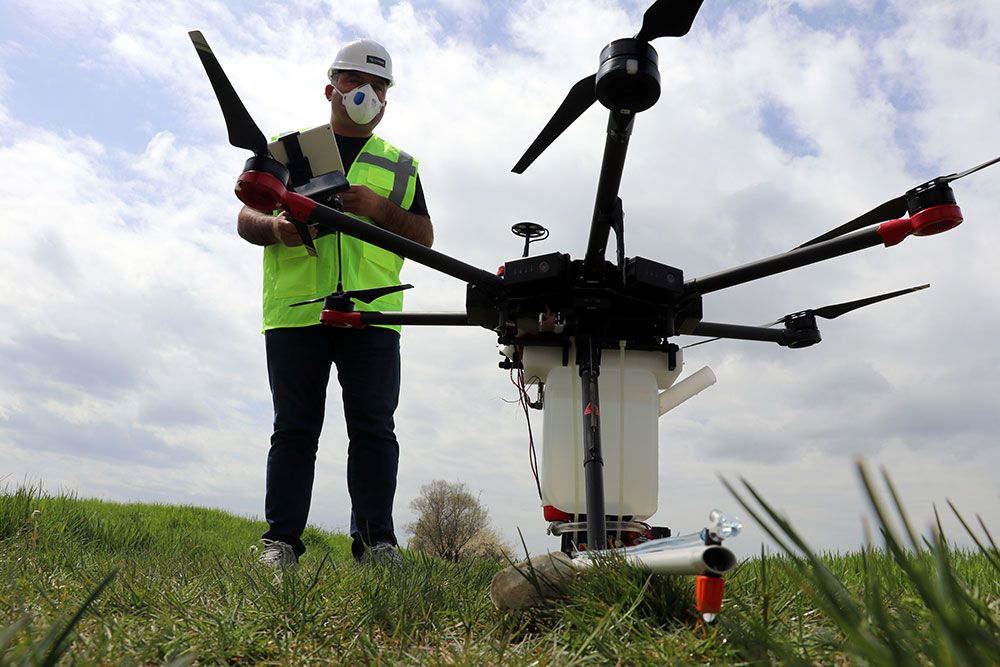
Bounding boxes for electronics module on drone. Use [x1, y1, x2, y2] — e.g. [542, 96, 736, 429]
[190, 0, 996, 616]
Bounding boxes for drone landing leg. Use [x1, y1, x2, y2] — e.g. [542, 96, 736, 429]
[577, 337, 608, 549]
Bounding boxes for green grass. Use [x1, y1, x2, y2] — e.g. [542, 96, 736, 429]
[1, 468, 997, 665]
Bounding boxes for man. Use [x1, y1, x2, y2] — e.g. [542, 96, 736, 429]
[237, 38, 433, 566]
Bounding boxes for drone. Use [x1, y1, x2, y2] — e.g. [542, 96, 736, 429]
[190, 0, 997, 617]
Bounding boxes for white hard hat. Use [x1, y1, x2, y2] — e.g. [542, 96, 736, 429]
[327, 39, 394, 87]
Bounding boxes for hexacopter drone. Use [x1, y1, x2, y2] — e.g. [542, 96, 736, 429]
[190, 0, 996, 617]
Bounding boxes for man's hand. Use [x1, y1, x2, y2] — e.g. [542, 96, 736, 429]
[339, 185, 387, 220]
[273, 211, 318, 246]
[337, 184, 433, 247]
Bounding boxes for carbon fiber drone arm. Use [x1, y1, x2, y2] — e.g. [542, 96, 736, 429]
[684, 203, 962, 296]
[319, 311, 473, 329]
[235, 169, 504, 295]
[686, 322, 787, 345]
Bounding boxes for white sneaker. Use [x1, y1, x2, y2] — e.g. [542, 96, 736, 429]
[258, 539, 298, 567]
[359, 542, 404, 567]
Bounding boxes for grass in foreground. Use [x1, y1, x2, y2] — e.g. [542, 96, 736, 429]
[1, 467, 997, 665]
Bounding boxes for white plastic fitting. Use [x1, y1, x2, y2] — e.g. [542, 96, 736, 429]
[658, 366, 716, 416]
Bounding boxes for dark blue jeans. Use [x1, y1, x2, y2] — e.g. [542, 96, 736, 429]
[262, 324, 400, 559]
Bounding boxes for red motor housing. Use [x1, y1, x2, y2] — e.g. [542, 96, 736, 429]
[876, 203, 963, 247]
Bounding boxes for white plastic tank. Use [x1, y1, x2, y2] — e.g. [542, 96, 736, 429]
[523, 345, 683, 521]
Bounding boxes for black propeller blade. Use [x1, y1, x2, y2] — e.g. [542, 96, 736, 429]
[190, 30, 320, 255]
[512, 0, 704, 173]
[189, 31, 268, 156]
[682, 284, 929, 349]
[942, 154, 1000, 183]
[636, 0, 705, 41]
[512, 75, 597, 174]
[796, 153, 1000, 249]
[796, 195, 907, 249]
[289, 284, 413, 307]
[804, 283, 929, 321]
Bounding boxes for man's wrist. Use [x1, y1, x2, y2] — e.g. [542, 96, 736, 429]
[238, 206, 285, 246]
[374, 197, 391, 226]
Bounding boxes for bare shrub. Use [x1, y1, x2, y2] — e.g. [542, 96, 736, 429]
[406, 480, 509, 562]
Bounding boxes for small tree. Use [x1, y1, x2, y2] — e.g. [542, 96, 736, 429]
[407, 480, 506, 562]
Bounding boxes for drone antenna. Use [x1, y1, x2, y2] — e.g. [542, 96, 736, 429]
[511, 222, 549, 258]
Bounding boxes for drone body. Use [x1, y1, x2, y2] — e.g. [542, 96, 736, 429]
[189, 0, 997, 615]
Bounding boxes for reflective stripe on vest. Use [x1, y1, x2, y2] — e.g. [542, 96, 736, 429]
[355, 151, 416, 207]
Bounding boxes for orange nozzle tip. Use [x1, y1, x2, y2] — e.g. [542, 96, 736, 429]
[695, 575, 725, 614]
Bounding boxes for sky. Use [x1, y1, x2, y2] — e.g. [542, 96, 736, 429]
[1, 0, 998, 561]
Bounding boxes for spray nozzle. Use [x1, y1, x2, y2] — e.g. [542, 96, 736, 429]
[701, 509, 742, 545]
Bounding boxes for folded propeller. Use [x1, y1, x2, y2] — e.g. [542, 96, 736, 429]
[289, 284, 414, 311]
[512, 0, 704, 174]
[684, 284, 930, 349]
[189, 31, 319, 255]
[797, 155, 1000, 249]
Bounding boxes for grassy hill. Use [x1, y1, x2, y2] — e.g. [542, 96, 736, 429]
[2, 474, 998, 665]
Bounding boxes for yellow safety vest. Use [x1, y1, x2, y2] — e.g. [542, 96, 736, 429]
[261, 134, 419, 332]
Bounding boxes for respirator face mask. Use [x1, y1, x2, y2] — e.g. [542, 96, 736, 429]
[333, 83, 385, 125]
